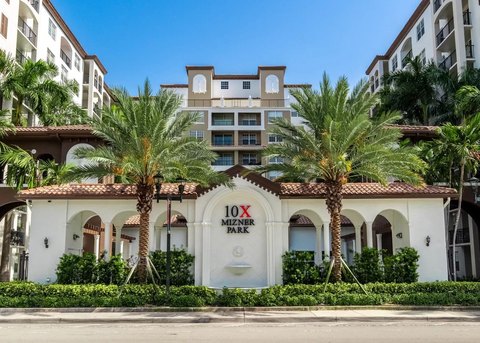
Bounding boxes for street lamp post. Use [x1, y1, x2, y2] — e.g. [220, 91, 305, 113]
[154, 173, 185, 293]
[468, 176, 479, 204]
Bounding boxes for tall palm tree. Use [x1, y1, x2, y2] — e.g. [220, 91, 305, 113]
[0, 50, 76, 126]
[260, 74, 425, 281]
[74, 81, 225, 281]
[431, 114, 480, 281]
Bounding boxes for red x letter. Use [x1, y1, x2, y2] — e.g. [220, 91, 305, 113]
[240, 205, 251, 218]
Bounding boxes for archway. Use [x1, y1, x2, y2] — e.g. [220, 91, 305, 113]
[154, 210, 189, 252]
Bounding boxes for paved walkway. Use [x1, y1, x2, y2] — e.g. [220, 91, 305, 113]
[0, 308, 480, 324]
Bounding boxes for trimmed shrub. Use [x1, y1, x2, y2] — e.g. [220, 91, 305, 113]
[97, 255, 128, 285]
[282, 251, 321, 285]
[384, 247, 420, 283]
[352, 248, 384, 283]
[150, 250, 194, 286]
[216, 288, 259, 307]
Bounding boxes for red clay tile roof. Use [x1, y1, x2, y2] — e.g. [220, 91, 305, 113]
[6, 125, 94, 137]
[123, 214, 186, 227]
[290, 215, 352, 226]
[280, 182, 457, 199]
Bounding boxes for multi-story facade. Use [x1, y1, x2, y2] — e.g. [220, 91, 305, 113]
[161, 66, 310, 178]
[366, 0, 479, 93]
[0, 0, 111, 121]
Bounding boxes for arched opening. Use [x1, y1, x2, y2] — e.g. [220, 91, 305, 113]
[265, 74, 279, 93]
[60, 37, 73, 69]
[448, 200, 480, 280]
[372, 215, 393, 255]
[155, 211, 189, 252]
[67, 210, 103, 258]
[400, 38, 413, 69]
[0, 202, 28, 281]
[192, 74, 207, 94]
[288, 210, 323, 263]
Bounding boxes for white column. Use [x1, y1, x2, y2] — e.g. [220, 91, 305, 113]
[323, 222, 330, 260]
[266, 222, 275, 286]
[376, 233, 383, 251]
[120, 240, 124, 257]
[355, 225, 362, 253]
[115, 226, 122, 257]
[452, 0, 467, 71]
[366, 221, 374, 248]
[103, 221, 112, 259]
[193, 222, 203, 285]
[315, 226, 322, 264]
[148, 221, 156, 252]
[201, 222, 211, 286]
[94, 234, 100, 259]
[468, 0, 480, 68]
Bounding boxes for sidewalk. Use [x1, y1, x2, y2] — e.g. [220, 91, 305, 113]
[1, 307, 480, 324]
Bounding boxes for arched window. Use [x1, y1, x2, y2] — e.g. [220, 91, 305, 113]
[94, 70, 98, 89]
[192, 74, 207, 94]
[265, 74, 279, 94]
[99, 76, 103, 93]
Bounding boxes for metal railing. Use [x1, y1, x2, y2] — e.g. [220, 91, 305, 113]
[26, 0, 40, 12]
[439, 50, 457, 70]
[18, 251, 29, 281]
[434, 0, 442, 13]
[212, 119, 234, 126]
[17, 17, 37, 45]
[16, 49, 29, 65]
[60, 50, 71, 68]
[466, 43, 475, 59]
[401, 50, 413, 68]
[463, 10, 471, 25]
[436, 18, 454, 46]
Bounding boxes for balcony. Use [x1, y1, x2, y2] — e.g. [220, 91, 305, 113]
[240, 154, 261, 166]
[25, 0, 39, 12]
[212, 154, 234, 166]
[466, 44, 475, 59]
[60, 50, 71, 68]
[463, 10, 471, 26]
[436, 18, 454, 47]
[17, 17, 37, 46]
[212, 98, 261, 108]
[212, 134, 234, 146]
[212, 113, 234, 126]
[238, 113, 261, 126]
[439, 50, 457, 71]
[16, 50, 29, 65]
[401, 50, 413, 68]
[239, 133, 261, 146]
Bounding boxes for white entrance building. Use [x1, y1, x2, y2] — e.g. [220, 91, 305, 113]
[19, 166, 457, 286]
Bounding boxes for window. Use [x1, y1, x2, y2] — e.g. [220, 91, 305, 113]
[243, 81, 251, 89]
[265, 74, 279, 93]
[213, 153, 234, 166]
[291, 111, 299, 117]
[241, 153, 259, 166]
[268, 111, 283, 123]
[239, 113, 258, 125]
[241, 133, 258, 145]
[269, 156, 284, 164]
[391, 55, 398, 72]
[416, 19, 425, 41]
[48, 19, 56, 40]
[47, 49, 55, 63]
[189, 130, 204, 141]
[268, 134, 283, 143]
[221, 81, 229, 90]
[212, 113, 234, 126]
[61, 66, 68, 83]
[74, 54, 81, 71]
[1, 14, 7, 38]
[419, 49, 426, 66]
[212, 133, 233, 146]
[192, 74, 207, 93]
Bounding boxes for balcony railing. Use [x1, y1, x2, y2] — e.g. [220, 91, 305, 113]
[466, 43, 475, 59]
[212, 158, 234, 166]
[60, 50, 72, 68]
[16, 50, 29, 65]
[436, 18, 454, 47]
[439, 50, 457, 71]
[401, 50, 413, 68]
[26, 0, 40, 12]
[434, 0, 442, 13]
[212, 137, 233, 146]
[463, 10, 471, 25]
[241, 159, 261, 166]
[212, 98, 261, 108]
[240, 139, 259, 146]
[212, 119, 234, 126]
[17, 17, 37, 46]
[239, 119, 260, 126]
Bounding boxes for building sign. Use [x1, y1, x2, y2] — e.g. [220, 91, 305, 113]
[221, 205, 254, 233]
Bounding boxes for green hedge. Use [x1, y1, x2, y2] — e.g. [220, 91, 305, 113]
[0, 281, 480, 308]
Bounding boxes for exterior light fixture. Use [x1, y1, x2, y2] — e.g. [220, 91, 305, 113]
[44, 237, 49, 248]
[396, 232, 403, 239]
[468, 176, 479, 204]
[426, 235, 431, 247]
[154, 174, 186, 293]
[73, 234, 80, 240]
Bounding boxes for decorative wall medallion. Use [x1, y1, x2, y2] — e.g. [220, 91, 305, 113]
[232, 246, 244, 257]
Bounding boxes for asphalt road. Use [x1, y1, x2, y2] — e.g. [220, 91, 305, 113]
[1, 322, 480, 343]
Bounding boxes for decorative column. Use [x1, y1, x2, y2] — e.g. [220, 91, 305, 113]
[120, 240, 124, 257]
[115, 227, 122, 257]
[376, 233, 383, 251]
[193, 222, 203, 285]
[366, 221, 374, 248]
[266, 222, 275, 286]
[355, 225, 362, 253]
[315, 226, 322, 264]
[201, 222, 211, 286]
[323, 222, 330, 260]
[103, 221, 112, 259]
[94, 234, 100, 259]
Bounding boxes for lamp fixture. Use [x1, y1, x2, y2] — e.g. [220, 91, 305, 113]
[426, 235, 431, 247]
[44, 237, 49, 248]
[396, 232, 403, 239]
[73, 234, 80, 241]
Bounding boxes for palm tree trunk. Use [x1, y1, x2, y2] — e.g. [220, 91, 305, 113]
[13, 97, 23, 127]
[0, 212, 13, 282]
[452, 161, 465, 282]
[325, 180, 343, 282]
[136, 182, 153, 283]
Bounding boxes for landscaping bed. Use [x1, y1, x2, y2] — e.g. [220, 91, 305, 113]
[1, 282, 480, 308]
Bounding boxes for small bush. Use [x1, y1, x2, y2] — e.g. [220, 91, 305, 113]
[352, 248, 384, 283]
[97, 255, 128, 285]
[384, 247, 419, 283]
[282, 251, 321, 285]
[216, 288, 259, 307]
[150, 250, 194, 286]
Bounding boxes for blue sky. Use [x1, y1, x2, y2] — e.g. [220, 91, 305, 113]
[52, 0, 421, 93]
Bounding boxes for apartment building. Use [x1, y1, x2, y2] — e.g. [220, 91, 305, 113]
[0, 0, 111, 121]
[161, 66, 310, 177]
[366, 0, 479, 93]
